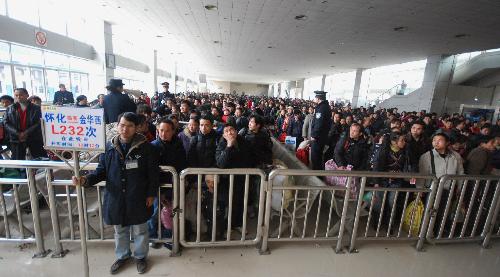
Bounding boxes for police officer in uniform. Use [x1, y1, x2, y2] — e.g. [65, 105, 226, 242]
[310, 91, 332, 170]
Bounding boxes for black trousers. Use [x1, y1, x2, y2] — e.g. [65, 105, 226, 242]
[10, 141, 47, 160]
[311, 139, 326, 170]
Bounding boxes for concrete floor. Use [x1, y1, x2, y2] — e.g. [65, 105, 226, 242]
[0, 240, 499, 277]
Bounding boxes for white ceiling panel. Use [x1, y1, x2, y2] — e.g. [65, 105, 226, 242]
[95, 0, 500, 83]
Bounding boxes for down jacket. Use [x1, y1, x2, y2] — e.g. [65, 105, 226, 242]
[85, 134, 159, 226]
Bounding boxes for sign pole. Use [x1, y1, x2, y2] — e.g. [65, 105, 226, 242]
[74, 150, 89, 277]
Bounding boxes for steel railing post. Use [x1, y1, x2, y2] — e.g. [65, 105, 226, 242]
[27, 167, 50, 258]
[46, 169, 68, 258]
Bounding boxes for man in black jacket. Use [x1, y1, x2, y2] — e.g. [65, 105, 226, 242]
[406, 121, 431, 171]
[52, 84, 74, 105]
[4, 88, 46, 160]
[149, 118, 187, 248]
[310, 91, 332, 170]
[187, 115, 219, 168]
[74, 112, 159, 274]
[216, 124, 252, 232]
[238, 114, 272, 167]
[160, 82, 174, 102]
[103, 79, 136, 124]
[334, 123, 369, 170]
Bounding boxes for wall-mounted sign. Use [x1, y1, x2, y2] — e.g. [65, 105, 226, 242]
[106, 53, 116, 69]
[35, 30, 47, 47]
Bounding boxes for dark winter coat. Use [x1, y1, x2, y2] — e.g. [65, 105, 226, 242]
[286, 117, 304, 138]
[216, 135, 252, 169]
[52, 90, 74, 105]
[151, 136, 187, 183]
[406, 134, 431, 171]
[334, 135, 369, 170]
[85, 134, 159, 226]
[187, 130, 219, 168]
[238, 127, 273, 166]
[311, 100, 332, 141]
[4, 102, 43, 143]
[103, 90, 137, 124]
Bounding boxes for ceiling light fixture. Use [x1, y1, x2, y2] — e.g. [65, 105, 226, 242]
[454, 33, 471, 39]
[204, 4, 217, 11]
[393, 26, 408, 32]
[295, 15, 308, 20]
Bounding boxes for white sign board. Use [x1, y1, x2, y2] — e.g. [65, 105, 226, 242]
[41, 106, 106, 152]
[284, 136, 297, 152]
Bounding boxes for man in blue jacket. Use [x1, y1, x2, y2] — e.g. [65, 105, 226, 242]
[73, 112, 159, 274]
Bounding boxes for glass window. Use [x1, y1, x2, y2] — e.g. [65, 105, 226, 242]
[58, 71, 70, 90]
[44, 51, 70, 70]
[325, 71, 356, 103]
[30, 67, 46, 100]
[0, 0, 6, 16]
[45, 69, 59, 101]
[13, 66, 32, 92]
[7, 0, 39, 26]
[0, 41, 10, 62]
[80, 73, 89, 96]
[11, 45, 44, 67]
[0, 63, 14, 95]
[70, 72, 81, 95]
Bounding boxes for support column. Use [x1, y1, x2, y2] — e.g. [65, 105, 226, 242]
[320, 74, 326, 91]
[86, 19, 110, 97]
[103, 21, 114, 83]
[153, 50, 158, 93]
[352, 69, 363, 108]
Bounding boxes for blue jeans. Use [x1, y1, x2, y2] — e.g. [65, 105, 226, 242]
[114, 223, 149, 260]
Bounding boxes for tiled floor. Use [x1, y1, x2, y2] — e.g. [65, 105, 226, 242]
[0, 240, 499, 277]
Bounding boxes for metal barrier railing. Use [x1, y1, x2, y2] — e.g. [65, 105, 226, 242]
[259, 169, 438, 254]
[349, 173, 438, 252]
[44, 166, 180, 256]
[2, 159, 500, 267]
[0, 160, 180, 259]
[260, 169, 353, 254]
[426, 175, 500, 248]
[179, 168, 266, 248]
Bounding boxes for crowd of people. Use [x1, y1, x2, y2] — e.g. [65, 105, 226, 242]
[0, 78, 499, 274]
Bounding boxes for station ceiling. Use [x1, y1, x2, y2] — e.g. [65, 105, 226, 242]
[97, 0, 500, 83]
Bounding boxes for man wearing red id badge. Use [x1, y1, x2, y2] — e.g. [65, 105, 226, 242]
[73, 112, 159, 274]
